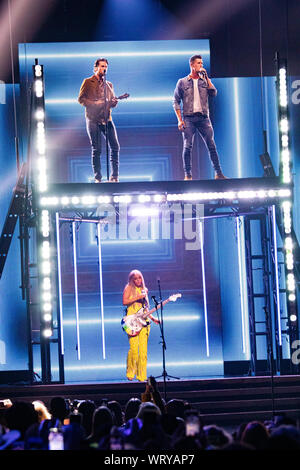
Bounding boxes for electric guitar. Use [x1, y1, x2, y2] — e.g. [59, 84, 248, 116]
[121, 293, 182, 337]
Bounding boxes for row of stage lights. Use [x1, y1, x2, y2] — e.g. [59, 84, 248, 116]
[33, 58, 298, 345]
[33, 62, 53, 340]
[39, 188, 292, 208]
[277, 59, 298, 326]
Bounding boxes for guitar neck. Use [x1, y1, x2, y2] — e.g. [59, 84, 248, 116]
[146, 298, 170, 318]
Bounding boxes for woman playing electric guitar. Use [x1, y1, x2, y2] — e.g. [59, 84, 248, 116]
[122, 270, 159, 382]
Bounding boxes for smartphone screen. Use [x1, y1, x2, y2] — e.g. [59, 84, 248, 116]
[185, 416, 200, 436]
[49, 430, 64, 450]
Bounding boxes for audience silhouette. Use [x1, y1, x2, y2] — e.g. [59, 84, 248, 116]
[1, 378, 300, 451]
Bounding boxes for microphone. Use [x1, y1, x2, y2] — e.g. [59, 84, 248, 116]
[152, 295, 158, 306]
[199, 68, 207, 78]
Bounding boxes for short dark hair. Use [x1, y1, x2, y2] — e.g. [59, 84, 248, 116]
[94, 58, 109, 68]
[189, 55, 202, 65]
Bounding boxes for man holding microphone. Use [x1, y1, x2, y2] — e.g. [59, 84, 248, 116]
[173, 55, 226, 181]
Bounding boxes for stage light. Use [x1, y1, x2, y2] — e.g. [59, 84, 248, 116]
[37, 157, 47, 171]
[38, 185, 293, 210]
[33, 62, 48, 194]
[287, 273, 296, 292]
[42, 292, 52, 302]
[35, 79, 43, 98]
[81, 195, 96, 205]
[285, 237, 293, 250]
[41, 240, 50, 259]
[41, 210, 50, 238]
[129, 206, 159, 217]
[289, 294, 296, 302]
[34, 64, 42, 77]
[61, 196, 70, 205]
[238, 190, 255, 199]
[42, 261, 51, 275]
[35, 109, 45, 120]
[138, 194, 151, 203]
[277, 58, 292, 186]
[279, 68, 288, 107]
[282, 201, 292, 234]
[42, 302, 52, 312]
[281, 135, 289, 148]
[278, 188, 291, 197]
[43, 329, 53, 338]
[24, 49, 210, 60]
[290, 315, 297, 323]
[280, 118, 289, 133]
[97, 195, 111, 204]
[113, 195, 132, 203]
[55, 212, 64, 356]
[42, 277, 51, 290]
[43, 313, 52, 322]
[71, 196, 80, 205]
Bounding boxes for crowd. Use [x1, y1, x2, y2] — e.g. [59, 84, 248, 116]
[0, 376, 300, 451]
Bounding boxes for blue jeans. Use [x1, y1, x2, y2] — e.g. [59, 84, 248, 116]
[182, 114, 222, 177]
[86, 119, 120, 180]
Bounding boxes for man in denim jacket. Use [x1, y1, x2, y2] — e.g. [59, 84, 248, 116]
[173, 55, 226, 180]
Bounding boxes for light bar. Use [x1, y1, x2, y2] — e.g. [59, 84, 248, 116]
[97, 222, 106, 360]
[20, 49, 210, 60]
[277, 62, 292, 185]
[271, 205, 282, 346]
[198, 220, 210, 357]
[33, 63, 47, 193]
[72, 221, 81, 360]
[55, 212, 64, 355]
[39, 208, 53, 338]
[39, 188, 291, 209]
[33, 62, 55, 344]
[276, 56, 298, 335]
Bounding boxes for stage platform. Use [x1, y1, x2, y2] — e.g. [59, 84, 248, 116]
[39, 176, 290, 209]
[1, 375, 300, 427]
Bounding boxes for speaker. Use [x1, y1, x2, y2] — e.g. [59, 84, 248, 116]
[0, 370, 33, 385]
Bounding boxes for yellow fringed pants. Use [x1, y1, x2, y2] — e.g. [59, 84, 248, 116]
[126, 325, 150, 382]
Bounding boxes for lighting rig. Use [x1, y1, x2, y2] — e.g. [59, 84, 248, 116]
[276, 55, 299, 358]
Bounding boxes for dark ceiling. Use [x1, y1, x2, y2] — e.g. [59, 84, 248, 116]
[1, 0, 299, 82]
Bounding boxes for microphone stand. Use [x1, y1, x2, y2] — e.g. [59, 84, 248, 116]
[102, 71, 109, 181]
[153, 279, 179, 402]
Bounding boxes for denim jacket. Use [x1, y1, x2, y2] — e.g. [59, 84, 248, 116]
[173, 75, 217, 117]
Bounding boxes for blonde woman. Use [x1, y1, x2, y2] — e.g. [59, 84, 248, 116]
[32, 400, 51, 423]
[123, 270, 158, 382]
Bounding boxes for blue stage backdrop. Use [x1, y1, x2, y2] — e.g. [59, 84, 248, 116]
[0, 84, 29, 373]
[16, 39, 284, 382]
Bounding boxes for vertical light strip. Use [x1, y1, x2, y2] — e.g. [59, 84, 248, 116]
[236, 217, 250, 357]
[55, 212, 64, 355]
[72, 221, 81, 360]
[233, 77, 242, 178]
[97, 222, 106, 360]
[271, 205, 282, 346]
[199, 220, 210, 357]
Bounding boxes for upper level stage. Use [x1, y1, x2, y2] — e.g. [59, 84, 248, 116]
[36, 176, 292, 211]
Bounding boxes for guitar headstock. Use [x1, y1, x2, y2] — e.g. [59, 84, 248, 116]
[169, 293, 182, 302]
[118, 93, 130, 100]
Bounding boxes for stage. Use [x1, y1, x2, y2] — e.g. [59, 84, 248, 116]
[0, 37, 299, 405]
